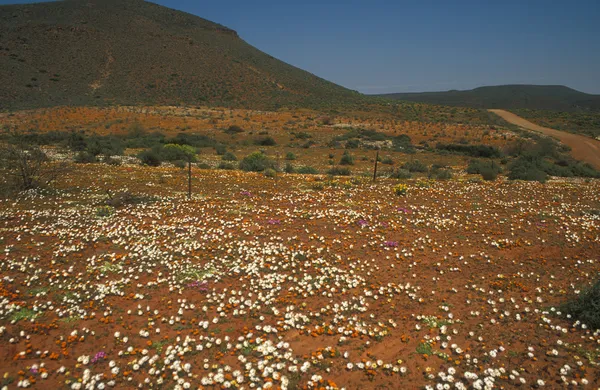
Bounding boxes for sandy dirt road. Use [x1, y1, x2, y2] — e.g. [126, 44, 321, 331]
[489, 109, 600, 169]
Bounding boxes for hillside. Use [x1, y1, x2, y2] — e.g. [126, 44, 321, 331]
[376, 85, 600, 112]
[0, 0, 363, 110]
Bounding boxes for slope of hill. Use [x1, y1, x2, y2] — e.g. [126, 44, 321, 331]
[375, 85, 600, 112]
[0, 0, 363, 110]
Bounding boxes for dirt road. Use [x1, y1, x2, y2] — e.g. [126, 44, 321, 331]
[489, 109, 600, 169]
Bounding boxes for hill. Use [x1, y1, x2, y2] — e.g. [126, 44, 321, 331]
[0, 0, 363, 110]
[375, 85, 600, 112]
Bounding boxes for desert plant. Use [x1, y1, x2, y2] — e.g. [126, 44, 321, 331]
[339, 151, 354, 166]
[74, 151, 97, 164]
[263, 168, 277, 178]
[138, 149, 162, 167]
[402, 160, 428, 173]
[255, 136, 277, 146]
[296, 166, 318, 174]
[218, 162, 236, 170]
[393, 183, 408, 196]
[239, 152, 275, 172]
[390, 168, 412, 179]
[0, 143, 66, 192]
[560, 277, 600, 330]
[222, 152, 238, 161]
[327, 167, 351, 176]
[285, 152, 297, 160]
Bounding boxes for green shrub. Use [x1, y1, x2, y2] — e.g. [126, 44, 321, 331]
[560, 278, 600, 330]
[508, 156, 548, 183]
[390, 168, 412, 179]
[285, 152, 297, 161]
[222, 152, 238, 161]
[160, 144, 197, 162]
[255, 136, 277, 146]
[297, 166, 318, 175]
[381, 156, 394, 165]
[264, 168, 277, 178]
[339, 151, 354, 166]
[74, 151, 97, 164]
[402, 160, 428, 173]
[239, 152, 276, 172]
[103, 156, 121, 166]
[218, 162, 235, 170]
[327, 167, 351, 176]
[433, 169, 453, 180]
[225, 125, 244, 134]
[215, 144, 227, 155]
[345, 139, 360, 149]
[138, 150, 162, 167]
[284, 162, 295, 173]
[436, 143, 502, 158]
[467, 160, 502, 181]
[173, 160, 186, 169]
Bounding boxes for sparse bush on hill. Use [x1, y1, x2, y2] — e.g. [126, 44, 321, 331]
[263, 168, 277, 178]
[224, 125, 244, 135]
[218, 162, 236, 170]
[239, 152, 276, 172]
[467, 160, 502, 181]
[285, 152, 296, 161]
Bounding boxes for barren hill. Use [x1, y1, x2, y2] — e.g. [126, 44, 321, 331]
[0, 0, 363, 110]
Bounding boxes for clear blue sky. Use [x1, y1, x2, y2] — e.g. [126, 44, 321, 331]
[3, 0, 600, 94]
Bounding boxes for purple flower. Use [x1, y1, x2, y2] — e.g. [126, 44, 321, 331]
[91, 351, 106, 364]
[188, 280, 209, 292]
[357, 219, 369, 227]
[30, 367, 39, 375]
[384, 241, 398, 248]
[397, 207, 412, 214]
[267, 219, 280, 225]
[380, 222, 389, 228]
[240, 191, 252, 197]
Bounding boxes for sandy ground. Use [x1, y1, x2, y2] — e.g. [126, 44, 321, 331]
[489, 109, 600, 169]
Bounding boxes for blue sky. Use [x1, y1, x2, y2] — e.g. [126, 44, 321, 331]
[3, 0, 600, 94]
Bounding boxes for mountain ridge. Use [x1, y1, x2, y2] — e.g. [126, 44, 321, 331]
[375, 85, 600, 112]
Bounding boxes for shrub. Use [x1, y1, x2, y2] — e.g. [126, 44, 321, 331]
[285, 152, 297, 161]
[218, 162, 235, 170]
[436, 143, 502, 158]
[138, 149, 162, 167]
[284, 162, 295, 173]
[381, 156, 394, 165]
[0, 143, 66, 191]
[345, 139, 360, 149]
[255, 136, 277, 146]
[433, 169, 453, 180]
[239, 152, 275, 172]
[222, 152, 238, 161]
[327, 167, 351, 176]
[96, 206, 114, 218]
[74, 151, 97, 164]
[390, 168, 412, 179]
[215, 144, 227, 155]
[560, 277, 600, 330]
[297, 166, 318, 175]
[339, 151, 354, 166]
[103, 156, 121, 166]
[160, 144, 197, 162]
[263, 168, 277, 178]
[508, 156, 548, 183]
[480, 167, 499, 181]
[402, 160, 428, 173]
[225, 125, 244, 134]
[173, 160, 186, 169]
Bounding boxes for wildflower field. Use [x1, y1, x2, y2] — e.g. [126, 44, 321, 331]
[0, 162, 599, 389]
